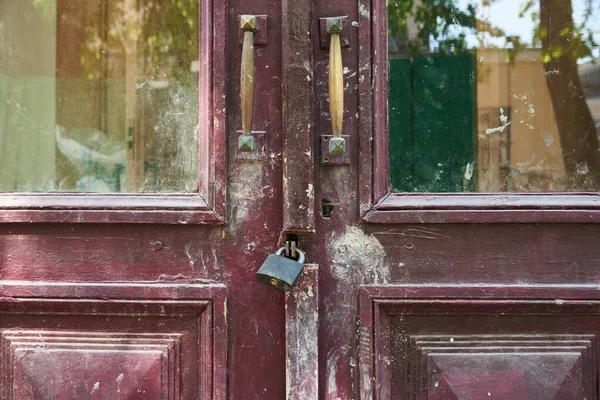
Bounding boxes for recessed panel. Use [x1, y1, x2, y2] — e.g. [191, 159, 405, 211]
[2, 331, 181, 400]
[359, 286, 600, 400]
[0, 282, 226, 400]
[407, 335, 595, 399]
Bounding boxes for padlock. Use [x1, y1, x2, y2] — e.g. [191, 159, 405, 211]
[256, 247, 305, 290]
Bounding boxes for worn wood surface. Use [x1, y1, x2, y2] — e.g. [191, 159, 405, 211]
[371, 0, 390, 206]
[199, 0, 228, 219]
[3, 0, 600, 399]
[360, 285, 600, 399]
[285, 264, 319, 400]
[0, 282, 226, 399]
[281, 0, 315, 235]
[365, 192, 600, 223]
[226, 0, 287, 398]
[358, 0, 375, 215]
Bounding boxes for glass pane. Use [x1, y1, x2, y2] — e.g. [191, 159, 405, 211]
[388, 0, 600, 192]
[0, 0, 199, 193]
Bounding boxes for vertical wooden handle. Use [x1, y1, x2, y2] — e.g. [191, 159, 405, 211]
[241, 29, 255, 135]
[240, 15, 257, 137]
[325, 17, 346, 155]
[328, 32, 343, 137]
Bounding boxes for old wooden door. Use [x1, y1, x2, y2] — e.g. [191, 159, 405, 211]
[1, 0, 600, 399]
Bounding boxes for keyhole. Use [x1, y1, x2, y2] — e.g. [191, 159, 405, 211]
[321, 199, 334, 218]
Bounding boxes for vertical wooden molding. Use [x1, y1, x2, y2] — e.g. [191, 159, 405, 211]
[358, 0, 375, 214]
[371, 0, 390, 204]
[281, 0, 316, 235]
[199, 0, 227, 220]
[285, 264, 319, 400]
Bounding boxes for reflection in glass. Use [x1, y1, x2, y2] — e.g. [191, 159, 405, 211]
[388, 0, 600, 192]
[0, 0, 199, 193]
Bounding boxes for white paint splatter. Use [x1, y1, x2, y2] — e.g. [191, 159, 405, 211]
[464, 162, 474, 181]
[90, 382, 100, 394]
[358, 4, 370, 18]
[184, 244, 194, 270]
[327, 353, 339, 398]
[306, 183, 314, 200]
[328, 226, 389, 284]
[485, 121, 512, 135]
[577, 162, 589, 175]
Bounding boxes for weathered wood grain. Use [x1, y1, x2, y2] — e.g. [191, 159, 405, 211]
[286, 264, 319, 400]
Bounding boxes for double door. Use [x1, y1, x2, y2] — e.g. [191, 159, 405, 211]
[1, 0, 599, 398]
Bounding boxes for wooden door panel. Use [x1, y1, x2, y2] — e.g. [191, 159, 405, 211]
[359, 285, 600, 400]
[4, 331, 181, 399]
[411, 336, 593, 400]
[0, 282, 226, 400]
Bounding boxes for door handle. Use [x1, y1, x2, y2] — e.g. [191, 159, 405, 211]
[239, 15, 257, 152]
[326, 17, 345, 155]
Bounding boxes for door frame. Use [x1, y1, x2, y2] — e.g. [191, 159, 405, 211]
[358, 0, 600, 225]
[0, 0, 228, 225]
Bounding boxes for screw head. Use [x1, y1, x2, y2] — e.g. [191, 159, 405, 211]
[238, 134, 256, 152]
[240, 15, 257, 32]
[329, 136, 346, 155]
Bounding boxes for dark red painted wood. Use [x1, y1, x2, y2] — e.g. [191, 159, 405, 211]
[225, 0, 287, 398]
[285, 264, 319, 400]
[281, 0, 316, 236]
[0, 282, 226, 399]
[0, 224, 224, 283]
[360, 285, 600, 400]
[199, 0, 228, 220]
[0, 194, 221, 224]
[370, 0, 390, 209]
[358, 0, 375, 215]
[311, 3, 365, 399]
[365, 193, 600, 223]
[2, 0, 600, 399]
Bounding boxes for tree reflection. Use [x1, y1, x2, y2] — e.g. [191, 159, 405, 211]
[388, 0, 600, 191]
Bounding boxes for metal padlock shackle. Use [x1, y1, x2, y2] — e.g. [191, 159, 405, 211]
[275, 247, 305, 264]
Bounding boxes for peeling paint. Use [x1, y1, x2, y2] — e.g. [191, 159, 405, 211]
[306, 183, 314, 200]
[358, 4, 370, 19]
[327, 352, 339, 399]
[229, 164, 264, 229]
[328, 226, 389, 284]
[184, 244, 195, 270]
[485, 121, 511, 135]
